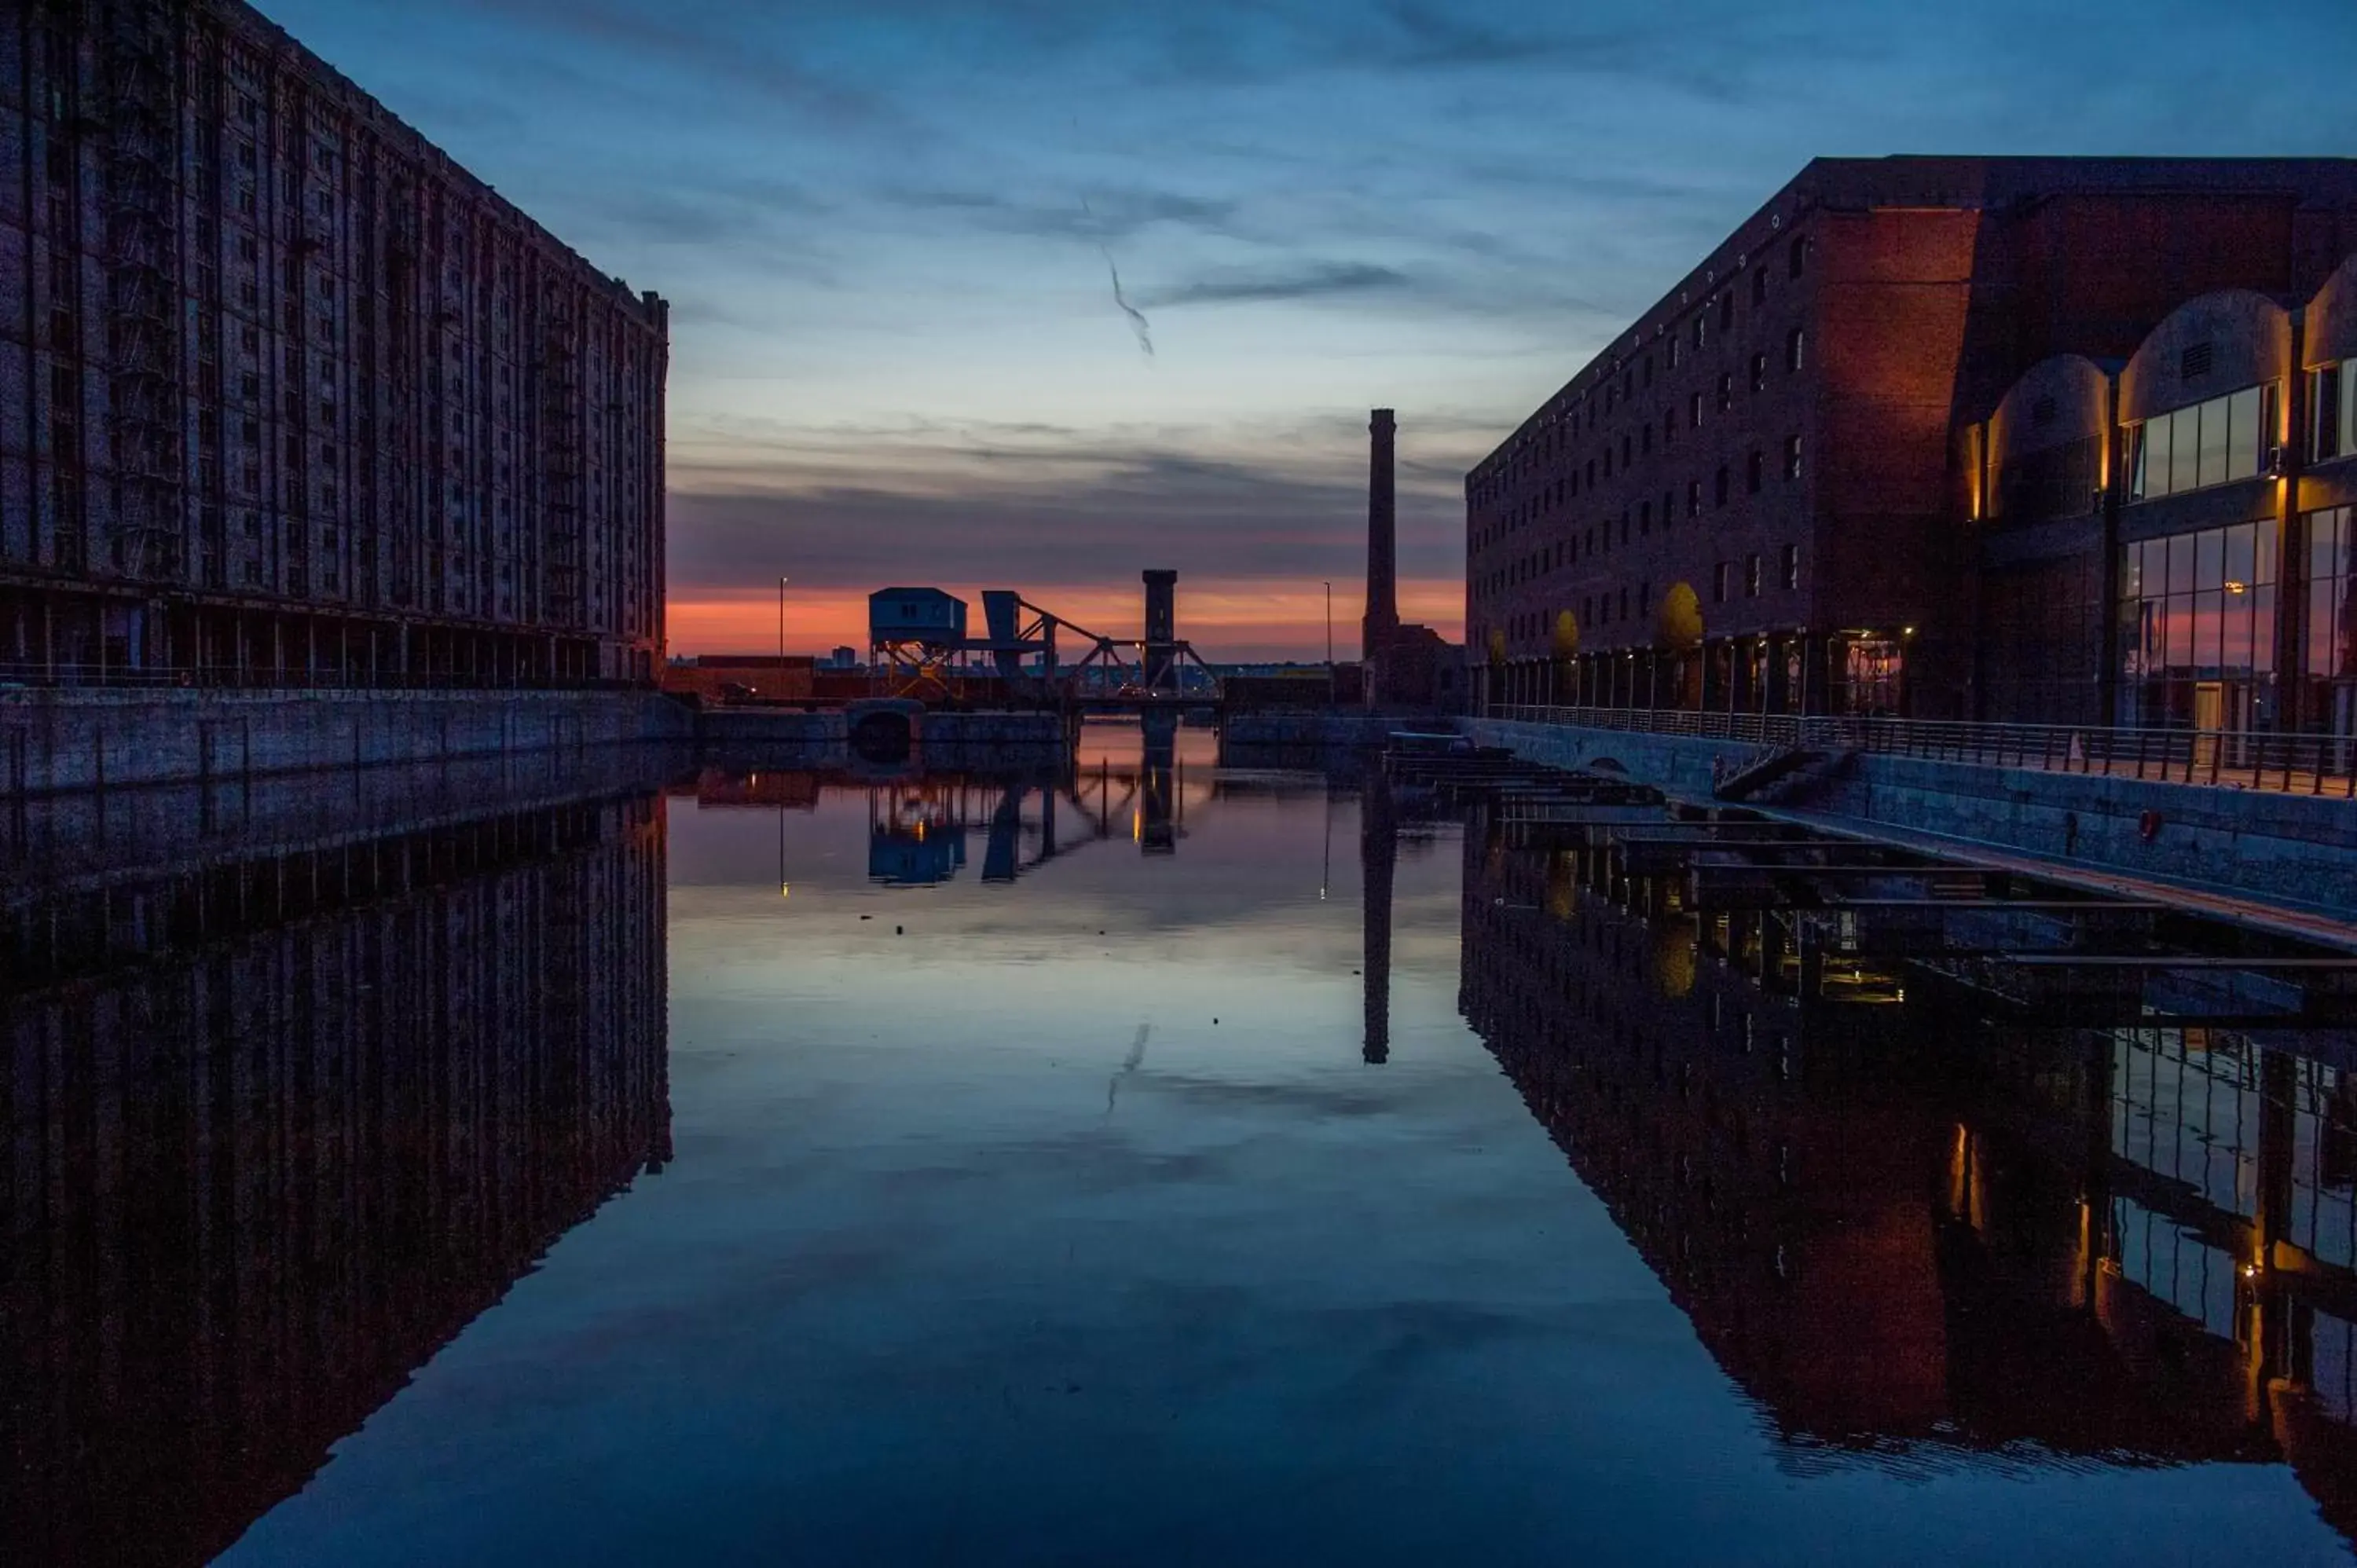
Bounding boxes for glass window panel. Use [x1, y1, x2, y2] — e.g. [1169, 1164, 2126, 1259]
[2196, 591, 2223, 671]
[2343, 364, 2356, 462]
[2142, 418, 2168, 499]
[2312, 510, 2342, 577]
[2252, 584, 2276, 674]
[2167, 534, 2194, 595]
[2198, 397, 2231, 488]
[2168, 594, 2198, 672]
[2222, 588, 2254, 670]
[2128, 424, 2149, 500]
[2121, 545, 2143, 599]
[2337, 579, 2357, 680]
[2313, 582, 2339, 679]
[2167, 406, 2197, 493]
[2227, 386, 2262, 481]
[2198, 527, 2225, 592]
[2225, 523, 2263, 589]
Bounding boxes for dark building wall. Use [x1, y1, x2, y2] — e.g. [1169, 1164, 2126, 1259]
[0, 2, 668, 685]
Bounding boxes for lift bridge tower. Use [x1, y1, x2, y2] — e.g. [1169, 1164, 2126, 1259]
[868, 573, 1218, 707]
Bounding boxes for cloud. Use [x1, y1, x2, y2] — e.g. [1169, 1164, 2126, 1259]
[662, 419, 1479, 604]
[444, 0, 896, 128]
[1132, 261, 1417, 310]
[882, 185, 1248, 244]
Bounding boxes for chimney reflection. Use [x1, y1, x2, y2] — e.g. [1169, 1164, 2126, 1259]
[1362, 762, 1395, 1065]
[0, 787, 672, 1566]
[1457, 822, 2357, 1541]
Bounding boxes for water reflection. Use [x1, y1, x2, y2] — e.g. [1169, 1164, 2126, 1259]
[1, 766, 673, 1566]
[1458, 819, 2357, 1537]
[681, 720, 1217, 892]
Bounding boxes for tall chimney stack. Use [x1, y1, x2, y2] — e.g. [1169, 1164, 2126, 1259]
[1363, 408, 1398, 680]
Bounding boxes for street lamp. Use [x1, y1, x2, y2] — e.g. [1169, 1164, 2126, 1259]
[1323, 580, 1332, 705]
[778, 575, 790, 672]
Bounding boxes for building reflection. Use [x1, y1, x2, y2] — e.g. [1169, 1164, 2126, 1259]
[1453, 823, 2357, 1537]
[0, 783, 672, 1566]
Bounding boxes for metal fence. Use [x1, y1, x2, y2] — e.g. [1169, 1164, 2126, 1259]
[0, 661, 648, 694]
[1489, 704, 2357, 798]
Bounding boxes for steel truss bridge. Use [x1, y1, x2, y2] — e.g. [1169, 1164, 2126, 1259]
[872, 590, 1221, 710]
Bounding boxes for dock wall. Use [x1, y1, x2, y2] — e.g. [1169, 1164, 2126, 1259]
[1468, 717, 2357, 919]
[0, 689, 691, 796]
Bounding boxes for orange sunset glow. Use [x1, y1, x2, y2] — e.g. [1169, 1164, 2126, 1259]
[665, 577, 1467, 662]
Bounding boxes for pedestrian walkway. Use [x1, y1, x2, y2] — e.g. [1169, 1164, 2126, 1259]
[1758, 803, 2357, 954]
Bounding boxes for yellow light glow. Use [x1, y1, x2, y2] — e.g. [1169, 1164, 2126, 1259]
[2226, 581, 2248, 595]
[780, 882, 791, 899]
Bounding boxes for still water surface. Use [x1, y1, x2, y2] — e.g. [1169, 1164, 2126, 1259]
[8, 721, 2357, 1564]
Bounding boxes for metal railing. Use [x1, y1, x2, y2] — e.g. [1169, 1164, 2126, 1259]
[1489, 704, 2357, 798]
[0, 661, 648, 694]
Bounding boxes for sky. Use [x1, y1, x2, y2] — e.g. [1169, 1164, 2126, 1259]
[266, 0, 2357, 661]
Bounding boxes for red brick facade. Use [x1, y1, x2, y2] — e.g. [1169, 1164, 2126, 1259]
[1467, 157, 2357, 720]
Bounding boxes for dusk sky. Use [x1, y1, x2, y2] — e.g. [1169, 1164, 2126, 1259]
[269, 0, 2356, 660]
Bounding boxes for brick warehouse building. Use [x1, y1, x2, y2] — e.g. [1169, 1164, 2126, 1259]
[0, 2, 667, 687]
[1464, 156, 2357, 724]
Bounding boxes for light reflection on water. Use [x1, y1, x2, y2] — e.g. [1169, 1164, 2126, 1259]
[7, 721, 2357, 1565]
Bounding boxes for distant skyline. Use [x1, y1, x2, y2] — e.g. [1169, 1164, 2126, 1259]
[268, 0, 2357, 659]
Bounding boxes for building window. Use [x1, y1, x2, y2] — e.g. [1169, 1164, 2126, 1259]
[1622, 434, 1632, 467]
[2304, 507, 2355, 738]
[2311, 359, 2355, 463]
[1643, 356, 1654, 387]
[1714, 562, 1730, 603]
[1668, 337, 1681, 371]
[1689, 392, 1704, 429]
[1716, 373, 1732, 413]
[1750, 352, 1767, 393]
[1640, 423, 1652, 456]
[1687, 479, 1701, 518]
[1745, 553, 1762, 597]
[1662, 489, 1674, 529]
[1783, 434, 1802, 481]
[1664, 408, 1677, 443]
[1639, 500, 1651, 534]
[1714, 467, 1730, 507]
[1781, 543, 1799, 590]
[1789, 235, 1809, 278]
[1692, 315, 1706, 351]
[2127, 382, 2275, 500]
[1746, 450, 1763, 494]
[1717, 292, 1735, 332]
[2119, 518, 2278, 730]
[1752, 267, 1767, 306]
[1786, 326, 1805, 375]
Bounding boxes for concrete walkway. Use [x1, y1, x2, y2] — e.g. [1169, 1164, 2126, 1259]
[1754, 801, 2357, 954]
